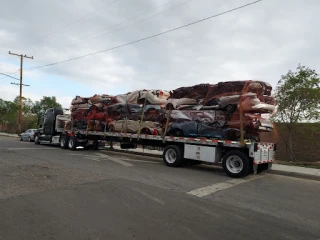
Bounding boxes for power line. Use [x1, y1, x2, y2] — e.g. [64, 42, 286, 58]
[32, 0, 188, 57]
[0, 72, 20, 81]
[0, 70, 20, 81]
[10, 82, 30, 87]
[38, 0, 123, 43]
[24, 0, 124, 61]
[22, 0, 263, 72]
[31, 0, 192, 69]
[76, 0, 191, 43]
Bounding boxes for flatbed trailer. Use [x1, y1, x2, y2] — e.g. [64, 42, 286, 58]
[58, 129, 275, 178]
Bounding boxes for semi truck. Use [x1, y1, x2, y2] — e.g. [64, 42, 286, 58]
[34, 107, 275, 178]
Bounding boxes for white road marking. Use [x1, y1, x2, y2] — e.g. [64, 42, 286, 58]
[132, 188, 164, 205]
[187, 175, 265, 197]
[118, 159, 160, 164]
[70, 153, 161, 166]
[7, 148, 53, 150]
[95, 153, 134, 167]
[69, 154, 96, 157]
[70, 154, 102, 162]
[69, 153, 159, 164]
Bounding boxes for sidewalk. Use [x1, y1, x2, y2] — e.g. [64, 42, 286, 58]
[0, 132, 19, 138]
[270, 164, 320, 180]
[108, 145, 320, 180]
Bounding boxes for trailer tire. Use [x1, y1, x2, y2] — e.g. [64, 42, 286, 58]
[222, 150, 250, 178]
[68, 136, 77, 151]
[163, 145, 183, 167]
[60, 136, 68, 149]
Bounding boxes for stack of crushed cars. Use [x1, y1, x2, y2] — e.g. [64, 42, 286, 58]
[68, 80, 275, 142]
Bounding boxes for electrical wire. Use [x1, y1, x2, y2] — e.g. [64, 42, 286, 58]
[25, 0, 124, 60]
[0, 70, 20, 81]
[17, 1, 263, 74]
[39, 0, 123, 42]
[77, 0, 191, 43]
[0, 72, 20, 81]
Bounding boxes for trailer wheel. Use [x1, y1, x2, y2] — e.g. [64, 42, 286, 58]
[68, 136, 77, 150]
[60, 136, 68, 149]
[163, 145, 183, 167]
[34, 135, 40, 145]
[222, 150, 250, 178]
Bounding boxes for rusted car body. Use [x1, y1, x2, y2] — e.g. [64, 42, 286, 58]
[69, 80, 275, 142]
[115, 90, 170, 105]
[109, 120, 162, 135]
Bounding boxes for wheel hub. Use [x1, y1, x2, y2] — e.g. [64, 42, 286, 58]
[165, 149, 177, 163]
[226, 156, 243, 174]
[68, 139, 74, 149]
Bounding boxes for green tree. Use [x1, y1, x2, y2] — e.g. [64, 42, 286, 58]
[0, 98, 19, 132]
[274, 64, 320, 160]
[13, 96, 34, 116]
[12, 96, 38, 132]
[32, 96, 62, 125]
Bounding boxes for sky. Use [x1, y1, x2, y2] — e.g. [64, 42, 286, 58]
[0, 0, 319, 108]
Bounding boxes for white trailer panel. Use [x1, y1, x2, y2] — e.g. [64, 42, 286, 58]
[184, 144, 222, 163]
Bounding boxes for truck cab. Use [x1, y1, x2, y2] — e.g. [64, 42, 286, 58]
[35, 108, 70, 145]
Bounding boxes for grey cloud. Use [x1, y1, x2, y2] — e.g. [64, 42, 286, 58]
[1, 0, 320, 99]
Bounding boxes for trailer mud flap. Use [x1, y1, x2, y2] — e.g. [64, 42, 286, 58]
[253, 162, 272, 174]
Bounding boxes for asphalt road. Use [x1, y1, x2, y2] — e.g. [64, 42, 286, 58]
[0, 136, 319, 240]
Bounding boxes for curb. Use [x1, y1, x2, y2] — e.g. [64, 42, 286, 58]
[268, 169, 320, 182]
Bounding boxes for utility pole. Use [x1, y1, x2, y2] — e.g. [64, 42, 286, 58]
[9, 51, 33, 134]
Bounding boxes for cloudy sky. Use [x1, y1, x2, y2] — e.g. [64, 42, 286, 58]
[0, 0, 319, 107]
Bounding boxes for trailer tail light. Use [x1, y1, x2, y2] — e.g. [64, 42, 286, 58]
[159, 91, 163, 96]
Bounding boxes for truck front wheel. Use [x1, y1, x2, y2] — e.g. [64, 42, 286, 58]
[60, 136, 68, 149]
[68, 136, 77, 150]
[163, 145, 183, 167]
[222, 150, 250, 178]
